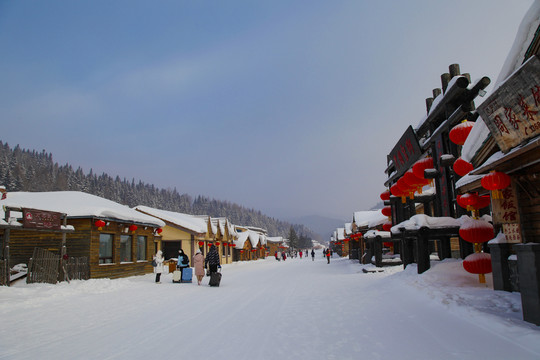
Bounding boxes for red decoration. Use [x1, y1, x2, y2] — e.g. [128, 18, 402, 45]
[95, 220, 106, 230]
[208, 243, 213, 247]
[449, 120, 474, 145]
[459, 193, 480, 211]
[232, 244, 236, 247]
[381, 206, 392, 217]
[383, 242, 392, 248]
[412, 157, 434, 179]
[382, 221, 392, 232]
[390, 183, 406, 203]
[481, 171, 511, 199]
[129, 224, 138, 232]
[459, 218, 494, 244]
[475, 195, 491, 209]
[463, 253, 492, 274]
[453, 157, 474, 177]
[380, 190, 390, 201]
[156, 228, 163, 235]
[198, 241, 204, 247]
[215, 242, 220, 246]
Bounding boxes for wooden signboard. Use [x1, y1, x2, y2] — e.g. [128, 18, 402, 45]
[389, 125, 422, 178]
[491, 182, 521, 243]
[22, 208, 62, 230]
[477, 55, 540, 153]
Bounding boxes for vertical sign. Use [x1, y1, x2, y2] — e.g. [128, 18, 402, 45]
[492, 181, 521, 243]
[389, 126, 422, 178]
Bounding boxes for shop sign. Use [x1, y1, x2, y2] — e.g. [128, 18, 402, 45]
[22, 208, 62, 230]
[491, 182, 521, 243]
[478, 55, 540, 153]
[389, 125, 422, 178]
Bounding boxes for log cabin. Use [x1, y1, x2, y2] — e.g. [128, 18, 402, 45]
[1, 191, 165, 282]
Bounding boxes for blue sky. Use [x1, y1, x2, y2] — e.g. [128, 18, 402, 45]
[0, 0, 534, 221]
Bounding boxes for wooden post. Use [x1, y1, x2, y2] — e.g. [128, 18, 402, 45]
[441, 73, 451, 93]
[60, 214, 69, 283]
[416, 228, 431, 274]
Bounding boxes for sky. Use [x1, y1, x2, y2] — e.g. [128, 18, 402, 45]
[0, 0, 535, 222]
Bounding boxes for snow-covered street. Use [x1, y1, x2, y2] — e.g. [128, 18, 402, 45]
[1, 253, 539, 360]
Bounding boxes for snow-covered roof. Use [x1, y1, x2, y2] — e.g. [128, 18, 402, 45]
[267, 236, 283, 244]
[353, 210, 388, 229]
[462, 2, 540, 162]
[391, 214, 492, 234]
[234, 229, 264, 248]
[336, 227, 345, 240]
[1, 191, 165, 227]
[344, 222, 352, 235]
[135, 205, 206, 234]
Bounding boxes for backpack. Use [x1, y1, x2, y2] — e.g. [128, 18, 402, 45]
[151, 259, 157, 267]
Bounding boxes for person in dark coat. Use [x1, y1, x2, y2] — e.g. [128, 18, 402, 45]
[326, 249, 331, 264]
[311, 249, 315, 261]
[205, 245, 220, 274]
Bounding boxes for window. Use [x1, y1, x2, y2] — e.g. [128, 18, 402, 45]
[222, 243, 227, 257]
[137, 236, 147, 261]
[99, 234, 114, 264]
[120, 235, 132, 262]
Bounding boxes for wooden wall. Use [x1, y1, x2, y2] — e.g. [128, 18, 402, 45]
[2, 218, 158, 280]
[516, 162, 540, 243]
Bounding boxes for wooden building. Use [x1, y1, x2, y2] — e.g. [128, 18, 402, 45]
[454, 6, 540, 325]
[266, 236, 284, 256]
[1, 191, 164, 283]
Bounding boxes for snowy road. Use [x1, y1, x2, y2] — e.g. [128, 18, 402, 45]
[1, 253, 539, 360]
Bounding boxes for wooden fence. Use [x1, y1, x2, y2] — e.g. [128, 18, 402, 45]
[27, 248, 60, 284]
[0, 260, 6, 286]
[66, 256, 89, 281]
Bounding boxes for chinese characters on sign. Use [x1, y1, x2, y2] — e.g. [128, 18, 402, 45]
[389, 126, 422, 178]
[492, 184, 521, 244]
[478, 56, 540, 153]
[22, 208, 62, 230]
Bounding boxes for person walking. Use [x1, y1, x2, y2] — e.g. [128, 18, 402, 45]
[193, 249, 205, 285]
[311, 249, 315, 261]
[205, 245, 220, 275]
[326, 249, 331, 264]
[153, 250, 164, 283]
[177, 249, 190, 280]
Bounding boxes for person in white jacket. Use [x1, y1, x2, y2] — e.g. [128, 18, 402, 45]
[153, 250, 164, 284]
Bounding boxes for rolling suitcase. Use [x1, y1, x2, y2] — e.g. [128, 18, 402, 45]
[181, 267, 193, 283]
[172, 270, 182, 283]
[209, 269, 222, 287]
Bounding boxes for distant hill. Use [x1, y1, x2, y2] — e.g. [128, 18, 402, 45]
[0, 141, 316, 239]
[287, 214, 346, 243]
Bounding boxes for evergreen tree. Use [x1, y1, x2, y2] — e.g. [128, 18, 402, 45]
[288, 226, 298, 250]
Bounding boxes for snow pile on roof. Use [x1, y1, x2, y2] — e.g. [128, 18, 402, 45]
[462, 2, 540, 162]
[1, 191, 164, 227]
[266, 236, 283, 243]
[391, 214, 461, 233]
[135, 205, 206, 234]
[234, 229, 264, 248]
[364, 230, 391, 239]
[354, 210, 388, 229]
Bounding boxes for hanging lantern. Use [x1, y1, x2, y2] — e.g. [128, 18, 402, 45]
[198, 241, 204, 247]
[390, 183, 407, 203]
[129, 224, 138, 232]
[459, 218, 494, 244]
[215, 242, 220, 246]
[475, 195, 491, 210]
[481, 171, 511, 199]
[449, 120, 474, 145]
[156, 228, 163, 235]
[380, 190, 390, 201]
[463, 252, 492, 275]
[453, 157, 474, 177]
[459, 193, 479, 211]
[383, 242, 393, 248]
[397, 177, 414, 199]
[381, 206, 392, 217]
[94, 220, 106, 230]
[382, 221, 392, 232]
[232, 244, 237, 248]
[412, 157, 434, 179]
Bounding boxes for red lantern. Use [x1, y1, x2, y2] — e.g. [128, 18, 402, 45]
[453, 157, 474, 177]
[476, 195, 491, 210]
[215, 242, 220, 246]
[95, 220, 106, 230]
[208, 243, 213, 247]
[463, 253, 492, 274]
[198, 241, 204, 247]
[459, 219, 494, 244]
[383, 242, 392, 248]
[449, 120, 474, 145]
[382, 221, 392, 232]
[459, 193, 479, 211]
[481, 171, 511, 199]
[129, 224, 138, 232]
[232, 244, 236, 248]
[412, 157, 434, 179]
[380, 190, 390, 201]
[381, 206, 392, 217]
[390, 183, 406, 203]
[156, 228, 163, 235]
